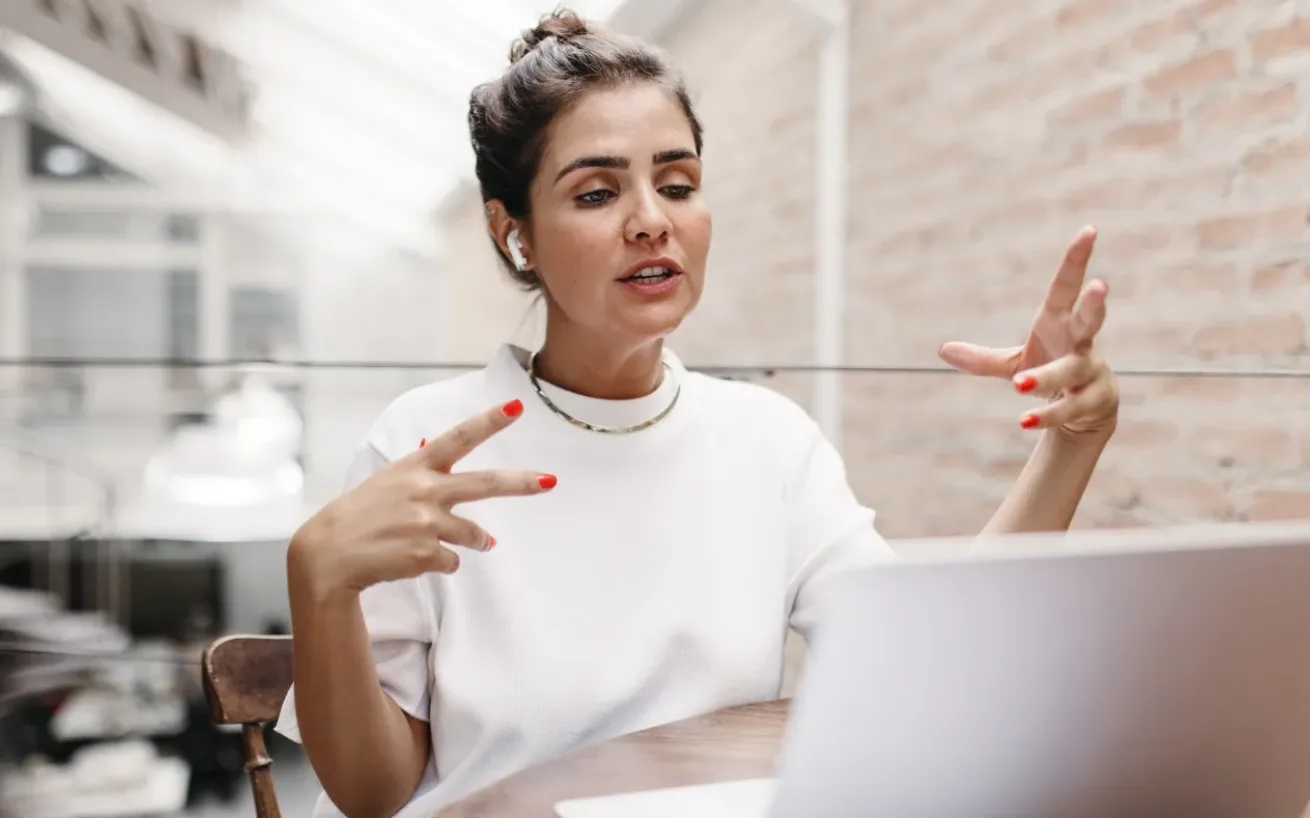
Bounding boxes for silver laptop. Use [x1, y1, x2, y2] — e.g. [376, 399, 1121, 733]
[557, 523, 1310, 818]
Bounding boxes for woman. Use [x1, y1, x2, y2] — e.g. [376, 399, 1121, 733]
[276, 10, 1119, 818]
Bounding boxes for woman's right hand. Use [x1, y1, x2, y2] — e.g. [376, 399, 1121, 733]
[288, 398, 554, 596]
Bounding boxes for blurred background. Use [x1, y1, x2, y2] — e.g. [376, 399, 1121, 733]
[0, 0, 1306, 814]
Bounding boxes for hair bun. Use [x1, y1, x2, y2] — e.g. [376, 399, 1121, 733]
[510, 8, 590, 63]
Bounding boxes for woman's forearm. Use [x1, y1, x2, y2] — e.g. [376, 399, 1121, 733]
[288, 545, 430, 818]
[980, 426, 1113, 536]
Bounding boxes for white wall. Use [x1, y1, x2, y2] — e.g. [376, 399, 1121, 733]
[296, 230, 449, 503]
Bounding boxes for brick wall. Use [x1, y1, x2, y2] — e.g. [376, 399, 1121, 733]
[439, 0, 1310, 539]
[654, 0, 823, 408]
[842, 0, 1310, 536]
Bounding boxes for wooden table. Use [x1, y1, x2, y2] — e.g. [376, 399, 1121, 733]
[437, 699, 791, 817]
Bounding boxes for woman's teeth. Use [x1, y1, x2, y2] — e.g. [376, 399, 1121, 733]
[626, 267, 673, 280]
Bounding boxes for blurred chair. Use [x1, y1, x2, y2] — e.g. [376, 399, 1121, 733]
[201, 634, 293, 818]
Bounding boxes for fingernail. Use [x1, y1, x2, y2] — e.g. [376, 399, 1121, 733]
[538, 473, 557, 490]
[486, 535, 497, 550]
[1020, 414, 1040, 429]
[1014, 375, 1037, 394]
[419, 437, 426, 448]
[502, 399, 524, 418]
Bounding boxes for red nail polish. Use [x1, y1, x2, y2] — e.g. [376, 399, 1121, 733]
[419, 437, 426, 448]
[538, 474, 557, 490]
[502, 399, 524, 418]
[1020, 414, 1040, 429]
[1014, 375, 1037, 394]
[487, 535, 497, 550]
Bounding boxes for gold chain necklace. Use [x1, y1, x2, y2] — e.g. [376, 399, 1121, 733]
[526, 351, 680, 435]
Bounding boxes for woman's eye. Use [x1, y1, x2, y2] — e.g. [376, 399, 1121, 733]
[576, 189, 614, 206]
[661, 185, 694, 200]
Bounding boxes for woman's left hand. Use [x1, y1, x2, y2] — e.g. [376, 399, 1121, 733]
[937, 225, 1119, 441]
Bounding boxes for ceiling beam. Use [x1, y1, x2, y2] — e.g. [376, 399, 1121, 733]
[0, 0, 251, 140]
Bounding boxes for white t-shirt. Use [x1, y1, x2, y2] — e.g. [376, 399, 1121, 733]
[276, 344, 893, 817]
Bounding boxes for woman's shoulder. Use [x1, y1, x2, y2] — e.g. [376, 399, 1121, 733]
[683, 371, 822, 445]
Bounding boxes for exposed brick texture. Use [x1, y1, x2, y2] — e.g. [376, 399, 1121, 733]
[440, 0, 1310, 539]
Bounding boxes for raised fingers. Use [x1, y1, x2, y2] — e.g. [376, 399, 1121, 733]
[436, 469, 558, 505]
[1042, 225, 1097, 316]
[419, 399, 525, 471]
[1068, 279, 1108, 346]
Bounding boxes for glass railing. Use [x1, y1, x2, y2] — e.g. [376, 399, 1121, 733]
[5, 359, 1310, 539]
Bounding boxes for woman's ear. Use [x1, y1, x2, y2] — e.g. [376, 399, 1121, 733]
[485, 200, 532, 271]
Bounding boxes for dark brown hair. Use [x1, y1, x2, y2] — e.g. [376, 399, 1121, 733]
[467, 7, 704, 289]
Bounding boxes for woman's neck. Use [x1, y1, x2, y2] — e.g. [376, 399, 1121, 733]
[533, 328, 666, 400]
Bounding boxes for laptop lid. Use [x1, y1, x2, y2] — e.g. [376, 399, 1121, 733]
[770, 522, 1310, 818]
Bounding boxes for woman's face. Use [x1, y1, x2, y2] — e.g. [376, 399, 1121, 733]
[523, 82, 711, 344]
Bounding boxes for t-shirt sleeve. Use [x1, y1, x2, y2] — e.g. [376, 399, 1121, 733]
[274, 442, 437, 743]
[785, 421, 896, 642]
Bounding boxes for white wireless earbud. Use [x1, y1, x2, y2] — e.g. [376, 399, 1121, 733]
[507, 229, 529, 272]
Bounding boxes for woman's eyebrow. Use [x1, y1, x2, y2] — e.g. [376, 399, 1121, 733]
[554, 148, 699, 183]
[554, 155, 627, 183]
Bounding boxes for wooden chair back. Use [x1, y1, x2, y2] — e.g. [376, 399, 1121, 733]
[201, 634, 294, 818]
